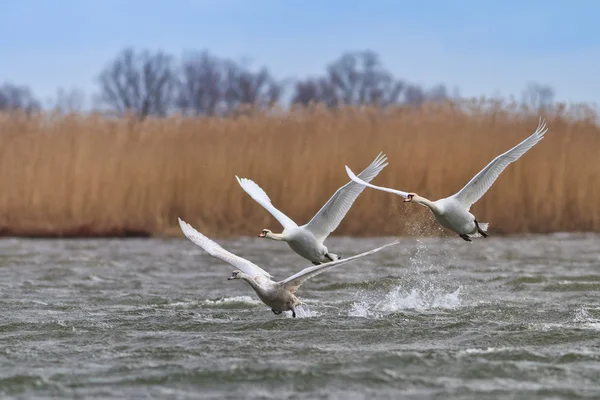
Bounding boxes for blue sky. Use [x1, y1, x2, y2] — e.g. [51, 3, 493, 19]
[1, 0, 599, 107]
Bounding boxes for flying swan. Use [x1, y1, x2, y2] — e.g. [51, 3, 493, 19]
[178, 217, 399, 318]
[345, 118, 548, 241]
[236, 152, 388, 264]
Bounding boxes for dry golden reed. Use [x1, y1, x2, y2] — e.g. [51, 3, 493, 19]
[0, 101, 598, 238]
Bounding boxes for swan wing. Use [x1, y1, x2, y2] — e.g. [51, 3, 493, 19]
[345, 165, 409, 198]
[304, 152, 388, 241]
[178, 218, 273, 279]
[236, 176, 298, 230]
[279, 240, 399, 293]
[452, 118, 548, 210]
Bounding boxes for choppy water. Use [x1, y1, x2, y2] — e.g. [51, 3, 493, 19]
[1, 234, 600, 399]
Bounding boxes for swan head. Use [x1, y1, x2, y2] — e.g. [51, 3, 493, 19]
[258, 229, 271, 238]
[404, 193, 416, 203]
[228, 270, 242, 280]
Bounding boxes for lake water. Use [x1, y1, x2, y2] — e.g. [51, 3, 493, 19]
[1, 234, 600, 399]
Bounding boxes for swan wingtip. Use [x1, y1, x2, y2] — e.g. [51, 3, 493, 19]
[345, 166, 360, 180]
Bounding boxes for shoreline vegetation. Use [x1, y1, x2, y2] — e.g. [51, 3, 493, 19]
[0, 100, 598, 238]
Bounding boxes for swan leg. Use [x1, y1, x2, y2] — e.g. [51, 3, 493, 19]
[459, 234, 472, 242]
[325, 253, 335, 262]
[291, 307, 296, 318]
[272, 309, 282, 315]
[475, 220, 489, 238]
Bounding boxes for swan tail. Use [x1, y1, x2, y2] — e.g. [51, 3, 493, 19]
[326, 253, 341, 262]
[470, 222, 489, 238]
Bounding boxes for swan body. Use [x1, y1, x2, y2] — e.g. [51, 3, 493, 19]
[416, 196, 488, 239]
[345, 118, 548, 241]
[237, 152, 388, 264]
[178, 217, 399, 317]
[278, 228, 336, 264]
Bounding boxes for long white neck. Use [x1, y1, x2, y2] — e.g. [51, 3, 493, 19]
[239, 273, 273, 295]
[239, 273, 262, 291]
[414, 195, 440, 214]
[266, 232, 287, 241]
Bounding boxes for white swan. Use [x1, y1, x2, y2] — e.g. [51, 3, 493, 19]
[236, 152, 388, 265]
[178, 217, 399, 318]
[345, 118, 549, 241]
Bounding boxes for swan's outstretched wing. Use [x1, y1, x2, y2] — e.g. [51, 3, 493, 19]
[452, 118, 548, 210]
[236, 176, 298, 231]
[303, 152, 388, 242]
[345, 165, 409, 198]
[279, 240, 399, 293]
[178, 218, 273, 279]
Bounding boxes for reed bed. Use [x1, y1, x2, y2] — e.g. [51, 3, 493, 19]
[0, 101, 598, 238]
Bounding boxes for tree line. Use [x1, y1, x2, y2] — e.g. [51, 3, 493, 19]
[1, 47, 556, 119]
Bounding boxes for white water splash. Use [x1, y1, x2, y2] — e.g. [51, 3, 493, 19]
[283, 304, 321, 319]
[350, 238, 462, 318]
[349, 285, 462, 318]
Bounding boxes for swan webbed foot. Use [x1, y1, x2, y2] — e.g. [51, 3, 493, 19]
[291, 308, 296, 318]
[474, 220, 489, 238]
[459, 234, 472, 242]
[312, 261, 321, 266]
[272, 309, 282, 315]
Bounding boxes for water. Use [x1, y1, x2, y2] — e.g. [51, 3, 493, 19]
[1, 234, 600, 399]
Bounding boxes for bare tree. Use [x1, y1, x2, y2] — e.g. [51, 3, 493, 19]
[329, 51, 404, 106]
[176, 51, 227, 116]
[292, 77, 338, 107]
[522, 82, 555, 111]
[292, 51, 404, 108]
[0, 83, 41, 112]
[222, 62, 283, 114]
[176, 52, 284, 116]
[97, 48, 177, 119]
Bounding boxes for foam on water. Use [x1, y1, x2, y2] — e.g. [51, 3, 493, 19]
[201, 295, 262, 306]
[574, 306, 599, 323]
[573, 306, 600, 330]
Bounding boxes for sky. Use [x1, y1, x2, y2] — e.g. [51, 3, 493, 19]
[1, 0, 599, 108]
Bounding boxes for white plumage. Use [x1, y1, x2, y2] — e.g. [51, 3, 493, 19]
[178, 218, 399, 318]
[236, 152, 388, 264]
[345, 118, 548, 241]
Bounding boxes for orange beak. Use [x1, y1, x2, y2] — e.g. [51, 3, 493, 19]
[403, 197, 411, 202]
[258, 232, 266, 237]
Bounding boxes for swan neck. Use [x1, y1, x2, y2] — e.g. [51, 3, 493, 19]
[240, 274, 261, 291]
[267, 232, 286, 241]
[415, 196, 440, 213]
